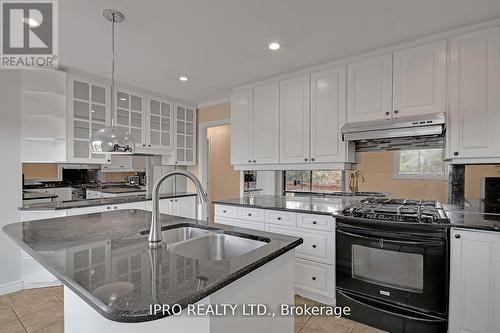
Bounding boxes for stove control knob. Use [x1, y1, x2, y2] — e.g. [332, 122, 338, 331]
[454, 234, 461, 239]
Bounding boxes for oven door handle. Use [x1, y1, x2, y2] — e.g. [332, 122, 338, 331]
[336, 229, 443, 246]
[338, 290, 446, 323]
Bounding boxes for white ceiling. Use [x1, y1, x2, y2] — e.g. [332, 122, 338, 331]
[59, 0, 500, 105]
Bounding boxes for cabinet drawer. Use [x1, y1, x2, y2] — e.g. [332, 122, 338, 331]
[215, 217, 265, 231]
[214, 205, 238, 218]
[238, 207, 265, 222]
[297, 214, 335, 232]
[295, 258, 335, 298]
[266, 225, 334, 265]
[265, 210, 297, 227]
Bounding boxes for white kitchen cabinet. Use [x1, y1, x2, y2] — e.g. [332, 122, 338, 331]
[175, 196, 197, 219]
[172, 104, 196, 165]
[310, 66, 351, 163]
[447, 27, 500, 161]
[253, 82, 280, 164]
[115, 88, 145, 149]
[230, 89, 253, 165]
[101, 155, 133, 172]
[68, 75, 111, 164]
[392, 41, 447, 118]
[449, 228, 500, 333]
[145, 96, 173, 152]
[279, 75, 310, 163]
[347, 54, 393, 122]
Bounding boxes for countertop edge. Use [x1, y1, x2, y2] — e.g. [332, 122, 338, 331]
[212, 200, 335, 217]
[2, 219, 303, 323]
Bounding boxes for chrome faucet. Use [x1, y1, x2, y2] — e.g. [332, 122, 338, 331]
[149, 170, 208, 247]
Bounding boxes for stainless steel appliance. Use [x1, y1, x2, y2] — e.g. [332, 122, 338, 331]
[337, 198, 450, 333]
[341, 112, 446, 151]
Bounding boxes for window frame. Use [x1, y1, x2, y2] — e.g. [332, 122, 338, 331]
[393, 149, 448, 180]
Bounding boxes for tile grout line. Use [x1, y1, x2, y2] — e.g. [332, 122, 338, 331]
[4, 298, 29, 333]
[297, 315, 312, 333]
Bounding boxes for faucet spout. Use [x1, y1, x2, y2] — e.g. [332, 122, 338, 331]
[149, 170, 208, 247]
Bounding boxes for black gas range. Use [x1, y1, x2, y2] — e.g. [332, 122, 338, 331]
[336, 198, 450, 333]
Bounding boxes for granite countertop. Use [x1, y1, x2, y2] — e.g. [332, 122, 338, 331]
[213, 195, 363, 216]
[22, 190, 58, 201]
[19, 192, 197, 211]
[2, 210, 302, 322]
[444, 198, 500, 232]
[215, 195, 500, 233]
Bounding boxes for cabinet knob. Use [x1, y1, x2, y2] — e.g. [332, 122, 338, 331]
[142, 144, 146, 147]
[453, 152, 459, 156]
[148, 144, 151, 147]
[304, 158, 308, 162]
[248, 160, 252, 163]
[223, 210, 227, 213]
[394, 110, 399, 115]
[312, 244, 317, 249]
[277, 217, 282, 221]
[312, 221, 317, 225]
[253, 160, 256, 163]
[311, 158, 315, 162]
[312, 277, 316, 281]
[114, 206, 117, 209]
[385, 111, 390, 116]
[107, 207, 111, 210]
[248, 213, 252, 216]
[455, 234, 461, 239]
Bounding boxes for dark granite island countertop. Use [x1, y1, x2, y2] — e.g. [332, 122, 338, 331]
[444, 198, 500, 232]
[213, 195, 363, 216]
[2, 210, 301, 323]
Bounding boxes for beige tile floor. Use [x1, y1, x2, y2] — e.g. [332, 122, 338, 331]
[0, 287, 385, 333]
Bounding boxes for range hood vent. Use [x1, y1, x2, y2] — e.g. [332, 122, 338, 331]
[341, 112, 446, 151]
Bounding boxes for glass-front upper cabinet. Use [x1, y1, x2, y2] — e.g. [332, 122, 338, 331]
[147, 97, 173, 151]
[174, 103, 196, 165]
[115, 89, 145, 148]
[68, 75, 110, 163]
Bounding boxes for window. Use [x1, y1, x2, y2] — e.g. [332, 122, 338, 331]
[395, 149, 446, 179]
[283, 170, 343, 194]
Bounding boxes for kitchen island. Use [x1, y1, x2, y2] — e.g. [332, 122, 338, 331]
[3, 209, 302, 332]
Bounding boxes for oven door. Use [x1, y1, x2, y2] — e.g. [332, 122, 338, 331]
[336, 222, 448, 315]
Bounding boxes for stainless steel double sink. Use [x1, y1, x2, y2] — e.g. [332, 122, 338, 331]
[159, 226, 267, 261]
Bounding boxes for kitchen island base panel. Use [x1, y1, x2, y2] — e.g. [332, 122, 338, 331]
[64, 251, 295, 333]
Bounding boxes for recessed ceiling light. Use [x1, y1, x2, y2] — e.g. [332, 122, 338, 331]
[179, 76, 188, 82]
[268, 42, 280, 51]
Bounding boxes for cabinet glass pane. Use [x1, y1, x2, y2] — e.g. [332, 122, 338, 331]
[177, 107, 185, 120]
[91, 85, 106, 104]
[131, 112, 142, 128]
[161, 103, 170, 117]
[186, 122, 193, 135]
[177, 135, 185, 148]
[177, 121, 185, 134]
[186, 149, 193, 162]
[117, 109, 129, 126]
[117, 92, 129, 108]
[161, 133, 170, 146]
[177, 149, 185, 161]
[186, 135, 193, 149]
[91, 104, 106, 122]
[150, 131, 160, 145]
[150, 115, 160, 130]
[74, 140, 89, 158]
[186, 109, 194, 122]
[74, 121, 89, 139]
[161, 118, 170, 131]
[150, 100, 160, 115]
[131, 95, 142, 112]
[131, 128, 142, 144]
[74, 101, 89, 119]
[91, 247, 106, 265]
[74, 81, 89, 100]
[92, 122, 105, 135]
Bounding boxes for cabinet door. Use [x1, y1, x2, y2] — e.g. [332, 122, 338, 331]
[230, 90, 253, 165]
[147, 97, 173, 151]
[347, 55, 393, 122]
[253, 83, 279, 164]
[175, 196, 196, 219]
[448, 27, 500, 159]
[393, 41, 446, 118]
[280, 75, 310, 163]
[310, 66, 347, 163]
[115, 89, 145, 148]
[174, 104, 196, 165]
[68, 76, 110, 163]
[449, 229, 500, 333]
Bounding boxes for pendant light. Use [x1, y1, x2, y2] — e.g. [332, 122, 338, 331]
[90, 9, 135, 154]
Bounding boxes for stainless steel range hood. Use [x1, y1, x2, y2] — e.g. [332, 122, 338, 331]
[341, 112, 446, 151]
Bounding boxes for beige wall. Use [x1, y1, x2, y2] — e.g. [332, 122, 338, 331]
[354, 152, 448, 202]
[465, 165, 500, 198]
[22, 163, 59, 180]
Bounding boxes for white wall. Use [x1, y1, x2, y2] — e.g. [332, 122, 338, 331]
[0, 70, 23, 294]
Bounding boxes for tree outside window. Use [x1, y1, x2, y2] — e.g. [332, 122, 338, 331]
[284, 170, 343, 193]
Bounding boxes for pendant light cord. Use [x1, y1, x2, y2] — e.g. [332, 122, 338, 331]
[110, 13, 116, 126]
